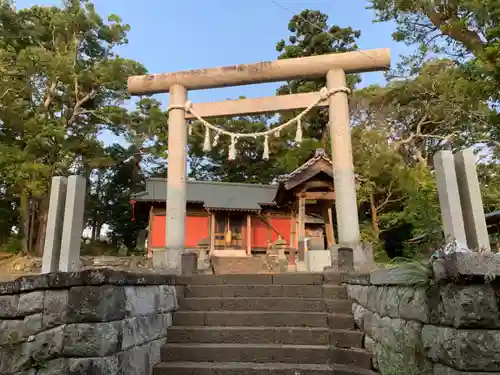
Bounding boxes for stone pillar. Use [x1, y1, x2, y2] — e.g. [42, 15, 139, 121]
[433, 151, 467, 245]
[454, 148, 491, 251]
[42, 177, 68, 273]
[181, 252, 197, 275]
[136, 229, 146, 250]
[59, 175, 86, 272]
[326, 69, 360, 245]
[337, 247, 354, 273]
[161, 84, 188, 271]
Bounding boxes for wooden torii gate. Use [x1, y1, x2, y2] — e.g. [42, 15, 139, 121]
[128, 48, 390, 269]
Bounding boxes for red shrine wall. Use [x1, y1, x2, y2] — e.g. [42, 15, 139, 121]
[148, 206, 293, 250]
[251, 217, 268, 248]
[150, 213, 210, 249]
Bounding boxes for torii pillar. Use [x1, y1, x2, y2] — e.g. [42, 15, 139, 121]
[128, 48, 390, 271]
[327, 69, 360, 245]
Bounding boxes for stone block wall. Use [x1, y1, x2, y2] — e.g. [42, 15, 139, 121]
[344, 256, 500, 375]
[0, 269, 178, 375]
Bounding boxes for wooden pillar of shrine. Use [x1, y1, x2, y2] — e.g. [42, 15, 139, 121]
[246, 214, 252, 255]
[321, 205, 336, 248]
[297, 197, 306, 260]
[210, 212, 216, 255]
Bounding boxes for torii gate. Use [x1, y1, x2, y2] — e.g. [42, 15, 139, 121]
[128, 48, 390, 269]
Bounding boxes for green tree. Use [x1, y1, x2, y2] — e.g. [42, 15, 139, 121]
[97, 144, 147, 250]
[356, 60, 495, 167]
[369, 0, 500, 78]
[352, 126, 408, 238]
[0, 0, 159, 254]
[276, 9, 361, 157]
[86, 97, 165, 247]
[477, 161, 500, 213]
[347, 60, 490, 258]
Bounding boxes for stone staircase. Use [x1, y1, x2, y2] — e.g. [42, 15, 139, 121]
[154, 273, 376, 375]
[211, 256, 271, 274]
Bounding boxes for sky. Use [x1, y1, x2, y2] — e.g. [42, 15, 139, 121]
[15, 0, 414, 145]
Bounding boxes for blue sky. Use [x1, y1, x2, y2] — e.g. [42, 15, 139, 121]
[16, 0, 414, 145]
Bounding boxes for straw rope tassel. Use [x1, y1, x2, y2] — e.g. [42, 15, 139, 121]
[167, 87, 350, 155]
[188, 123, 193, 136]
[263, 135, 269, 160]
[212, 132, 220, 147]
[295, 118, 303, 143]
[203, 126, 211, 152]
[228, 135, 237, 160]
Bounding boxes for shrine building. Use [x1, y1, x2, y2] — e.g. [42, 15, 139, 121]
[134, 149, 353, 257]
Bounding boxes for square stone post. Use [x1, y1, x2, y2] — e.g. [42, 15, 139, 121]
[454, 148, 491, 251]
[326, 69, 360, 245]
[433, 151, 467, 245]
[59, 175, 86, 272]
[158, 84, 188, 271]
[42, 177, 68, 273]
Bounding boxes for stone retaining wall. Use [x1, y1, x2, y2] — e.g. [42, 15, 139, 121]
[0, 269, 178, 375]
[344, 252, 500, 375]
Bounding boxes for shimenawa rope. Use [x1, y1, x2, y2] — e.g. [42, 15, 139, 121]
[167, 86, 350, 160]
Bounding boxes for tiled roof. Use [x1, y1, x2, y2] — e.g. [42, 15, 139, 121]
[282, 148, 361, 182]
[134, 179, 278, 211]
[282, 148, 331, 180]
[135, 149, 349, 211]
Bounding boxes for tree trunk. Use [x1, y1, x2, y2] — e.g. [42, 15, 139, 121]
[28, 200, 37, 253]
[91, 222, 98, 242]
[35, 197, 50, 256]
[369, 193, 380, 237]
[19, 191, 30, 255]
[91, 172, 103, 243]
[321, 127, 328, 150]
[415, 149, 428, 169]
[96, 222, 103, 241]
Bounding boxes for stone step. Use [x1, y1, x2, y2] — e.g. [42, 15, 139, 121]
[331, 347, 373, 369]
[167, 326, 363, 347]
[175, 273, 325, 286]
[173, 311, 355, 329]
[323, 284, 348, 299]
[167, 326, 331, 345]
[330, 329, 364, 348]
[211, 256, 270, 274]
[178, 297, 352, 313]
[161, 343, 330, 364]
[183, 284, 347, 299]
[154, 362, 377, 375]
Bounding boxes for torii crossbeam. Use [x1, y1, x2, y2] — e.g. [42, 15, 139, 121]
[127, 48, 390, 271]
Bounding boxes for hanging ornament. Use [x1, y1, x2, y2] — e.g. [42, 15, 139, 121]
[228, 135, 237, 160]
[274, 128, 281, 138]
[130, 199, 136, 222]
[263, 135, 269, 160]
[295, 118, 303, 143]
[188, 123, 193, 136]
[212, 132, 220, 147]
[203, 126, 211, 152]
